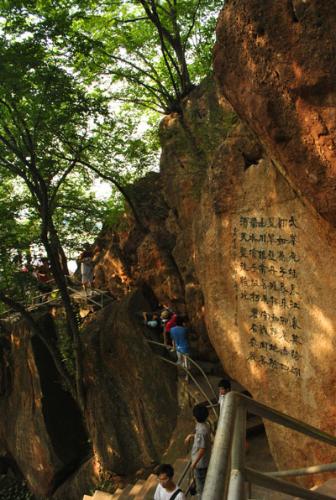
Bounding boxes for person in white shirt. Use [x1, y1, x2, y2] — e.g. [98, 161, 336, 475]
[154, 463, 185, 500]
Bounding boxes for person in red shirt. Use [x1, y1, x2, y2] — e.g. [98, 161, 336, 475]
[163, 312, 176, 345]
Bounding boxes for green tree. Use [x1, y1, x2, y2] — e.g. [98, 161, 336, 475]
[71, 0, 223, 113]
[0, 36, 110, 409]
[0, 22, 160, 409]
[0, 176, 39, 304]
[1, 1, 223, 113]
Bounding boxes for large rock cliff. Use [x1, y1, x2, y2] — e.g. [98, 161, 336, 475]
[95, 0, 336, 483]
[214, 0, 336, 225]
[213, 0, 336, 479]
[2, 1, 336, 495]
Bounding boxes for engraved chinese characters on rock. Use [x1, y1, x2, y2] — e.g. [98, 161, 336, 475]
[233, 216, 302, 377]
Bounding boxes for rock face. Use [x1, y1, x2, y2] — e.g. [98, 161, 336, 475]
[82, 290, 177, 476]
[0, 291, 177, 499]
[214, 0, 336, 226]
[94, 173, 185, 313]
[210, 0, 336, 478]
[96, 61, 336, 486]
[0, 315, 89, 498]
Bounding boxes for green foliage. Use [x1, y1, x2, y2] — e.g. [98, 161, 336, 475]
[0, 477, 35, 500]
[89, 479, 115, 496]
[69, 0, 224, 113]
[0, 0, 223, 298]
[0, 1, 223, 113]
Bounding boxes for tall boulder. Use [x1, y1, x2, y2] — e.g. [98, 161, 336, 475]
[82, 290, 177, 475]
[0, 290, 178, 499]
[0, 316, 89, 498]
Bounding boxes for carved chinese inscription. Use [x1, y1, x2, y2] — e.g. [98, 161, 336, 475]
[233, 216, 302, 377]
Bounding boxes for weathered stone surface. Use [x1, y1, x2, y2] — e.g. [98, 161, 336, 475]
[208, 0, 336, 479]
[214, 0, 336, 226]
[52, 457, 99, 500]
[94, 173, 185, 311]
[82, 290, 178, 476]
[0, 316, 89, 498]
[0, 291, 178, 499]
[131, 67, 336, 482]
[164, 93, 336, 483]
[194, 155, 336, 482]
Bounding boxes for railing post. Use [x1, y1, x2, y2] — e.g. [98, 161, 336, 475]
[227, 403, 247, 500]
[202, 392, 238, 500]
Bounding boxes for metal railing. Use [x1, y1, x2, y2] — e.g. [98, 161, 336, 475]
[0, 285, 112, 319]
[203, 391, 336, 500]
[177, 460, 192, 490]
[146, 339, 219, 419]
[146, 339, 220, 496]
[66, 285, 111, 309]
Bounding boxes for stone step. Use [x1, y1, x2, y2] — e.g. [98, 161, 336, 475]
[108, 487, 123, 499]
[127, 479, 145, 497]
[134, 474, 157, 499]
[92, 491, 114, 499]
[113, 484, 134, 500]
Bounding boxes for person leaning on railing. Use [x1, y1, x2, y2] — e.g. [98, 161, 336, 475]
[184, 405, 211, 498]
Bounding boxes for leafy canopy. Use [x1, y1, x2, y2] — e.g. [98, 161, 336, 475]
[1, 0, 223, 113]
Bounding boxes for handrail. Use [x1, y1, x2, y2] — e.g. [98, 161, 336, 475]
[177, 460, 191, 488]
[265, 461, 336, 478]
[203, 391, 336, 500]
[0, 285, 111, 319]
[185, 355, 217, 401]
[66, 286, 108, 308]
[146, 339, 218, 419]
[156, 355, 218, 420]
[245, 468, 334, 500]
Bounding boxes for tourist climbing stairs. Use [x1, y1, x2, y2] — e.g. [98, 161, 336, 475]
[82, 353, 265, 500]
[83, 457, 189, 499]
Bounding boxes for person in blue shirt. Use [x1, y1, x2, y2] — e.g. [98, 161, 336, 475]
[170, 316, 190, 375]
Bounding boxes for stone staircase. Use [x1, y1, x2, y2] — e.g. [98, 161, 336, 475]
[83, 458, 189, 499]
[82, 365, 266, 500]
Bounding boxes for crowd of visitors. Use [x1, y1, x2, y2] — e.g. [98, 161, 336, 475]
[143, 302, 233, 499]
[154, 378, 232, 498]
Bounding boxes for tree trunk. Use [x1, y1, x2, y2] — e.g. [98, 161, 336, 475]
[40, 212, 86, 412]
